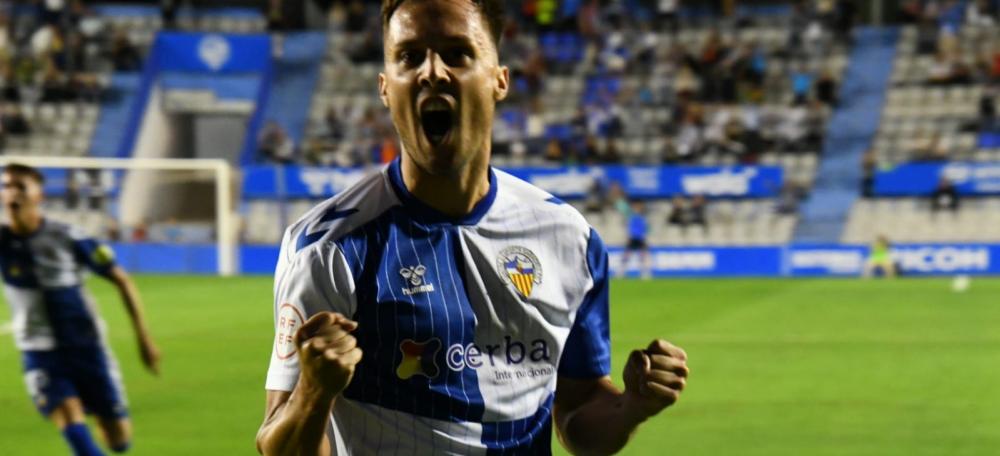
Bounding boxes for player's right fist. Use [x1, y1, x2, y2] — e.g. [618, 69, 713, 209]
[293, 312, 363, 398]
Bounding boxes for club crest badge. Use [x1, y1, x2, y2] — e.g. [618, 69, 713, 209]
[496, 246, 543, 298]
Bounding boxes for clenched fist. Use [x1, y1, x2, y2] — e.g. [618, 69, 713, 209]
[294, 312, 363, 398]
[623, 339, 689, 420]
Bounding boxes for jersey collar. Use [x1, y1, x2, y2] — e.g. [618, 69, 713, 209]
[387, 157, 497, 226]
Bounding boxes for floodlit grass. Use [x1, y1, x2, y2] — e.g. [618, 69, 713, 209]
[2, 276, 998, 455]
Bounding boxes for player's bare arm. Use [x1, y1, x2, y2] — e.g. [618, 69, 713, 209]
[108, 266, 161, 375]
[555, 339, 689, 455]
[257, 312, 362, 456]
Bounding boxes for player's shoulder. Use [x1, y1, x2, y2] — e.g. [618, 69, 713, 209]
[281, 165, 399, 260]
[40, 219, 81, 239]
[492, 168, 593, 235]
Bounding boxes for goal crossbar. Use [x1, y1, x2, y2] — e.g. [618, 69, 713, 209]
[0, 156, 237, 276]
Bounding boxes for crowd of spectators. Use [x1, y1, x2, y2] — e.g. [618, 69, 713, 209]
[0, 0, 146, 153]
[280, 0, 853, 168]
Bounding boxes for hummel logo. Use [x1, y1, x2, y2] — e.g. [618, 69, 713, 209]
[400, 265, 435, 296]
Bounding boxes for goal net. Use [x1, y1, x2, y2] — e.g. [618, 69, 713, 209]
[0, 156, 237, 276]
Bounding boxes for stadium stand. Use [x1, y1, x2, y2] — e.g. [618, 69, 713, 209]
[243, 2, 853, 246]
[26, 0, 1000, 259]
[844, 3, 1000, 243]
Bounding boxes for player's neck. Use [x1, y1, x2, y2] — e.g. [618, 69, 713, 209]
[8, 210, 42, 236]
[401, 153, 490, 219]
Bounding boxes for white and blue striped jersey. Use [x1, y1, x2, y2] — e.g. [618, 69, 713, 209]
[265, 159, 611, 455]
[0, 220, 118, 351]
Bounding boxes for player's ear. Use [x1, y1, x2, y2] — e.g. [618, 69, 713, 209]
[493, 65, 509, 102]
[378, 73, 389, 108]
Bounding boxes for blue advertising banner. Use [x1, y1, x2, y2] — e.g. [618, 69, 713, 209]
[154, 32, 271, 73]
[610, 246, 783, 277]
[609, 244, 1000, 277]
[242, 165, 784, 199]
[103, 243, 1000, 276]
[874, 162, 1000, 195]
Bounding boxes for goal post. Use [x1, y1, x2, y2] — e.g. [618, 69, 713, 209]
[0, 156, 238, 276]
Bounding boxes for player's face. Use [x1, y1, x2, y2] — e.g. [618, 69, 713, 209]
[1, 172, 43, 218]
[379, 0, 509, 176]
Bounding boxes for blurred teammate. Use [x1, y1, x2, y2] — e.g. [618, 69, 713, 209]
[621, 200, 652, 279]
[257, 1, 688, 454]
[1, 164, 161, 455]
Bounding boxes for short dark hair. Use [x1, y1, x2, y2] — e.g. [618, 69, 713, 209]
[3, 163, 44, 184]
[381, 0, 505, 49]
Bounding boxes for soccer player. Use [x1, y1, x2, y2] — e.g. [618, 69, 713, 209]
[256, 1, 689, 454]
[1, 164, 161, 455]
[863, 234, 897, 278]
[621, 200, 652, 279]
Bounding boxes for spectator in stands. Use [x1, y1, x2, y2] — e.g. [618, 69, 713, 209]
[106, 217, 121, 242]
[814, 68, 838, 106]
[912, 131, 951, 161]
[258, 121, 296, 164]
[930, 177, 960, 212]
[965, 0, 995, 26]
[832, 0, 856, 46]
[609, 182, 630, 216]
[621, 200, 652, 279]
[688, 194, 708, 227]
[345, 0, 368, 33]
[30, 24, 63, 61]
[584, 173, 610, 214]
[915, 16, 939, 55]
[38, 0, 65, 25]
[0, 63, 16, 102]
[349, 28, 383, 63]
[1, 104, 29, 135]
[65, 171, 81, 210]
[980, 86, 997, 131]
[131, 219, 149, 242]
[0, 11, 10, 62]
[110, 29, 141, 71]
[674, 103, 705, 160]
[861, 149, 877, 197]
[40, 65, 70, 102]
[776, 181, 805, 215]
[321, 106, 344, 142]
[161, 0, 179, 30]
[302, 138, 336, 166]
[899, 0, 924, 24]
[656, 0, 680, 35]
[667, 196, 687, 226]
[927, 51, 957, 85]
[543, 138, 564, 163]
[601, 139, 623, 164]
[790, 64, 814, 105]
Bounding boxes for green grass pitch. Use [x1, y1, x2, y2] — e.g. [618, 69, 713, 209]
[1, 276, 999, 455]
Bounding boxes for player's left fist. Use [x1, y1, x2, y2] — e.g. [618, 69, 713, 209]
[623, 339, 688, 420]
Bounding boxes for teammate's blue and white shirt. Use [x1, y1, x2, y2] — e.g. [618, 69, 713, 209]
[0, 220, 127, 418]
[266, 159, 611, 455]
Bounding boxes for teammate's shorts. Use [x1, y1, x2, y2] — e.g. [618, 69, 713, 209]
[21, 347, 128, 419]
[627, 238, 648, 250]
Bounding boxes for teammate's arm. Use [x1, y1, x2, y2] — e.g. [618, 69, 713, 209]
[256, 312, 362, 456]
[107, 266, 161, 375]
[554, 340, 689, 456]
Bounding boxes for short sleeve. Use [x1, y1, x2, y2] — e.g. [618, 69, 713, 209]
[69, 226, 116, 278]
[265, 230, 356, 391]
[558, 228, 612, 378]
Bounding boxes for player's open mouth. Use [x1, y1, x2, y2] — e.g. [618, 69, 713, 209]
[420, 99, 454, 146]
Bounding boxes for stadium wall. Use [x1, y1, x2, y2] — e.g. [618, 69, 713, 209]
[111, 243, 1000, 277]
